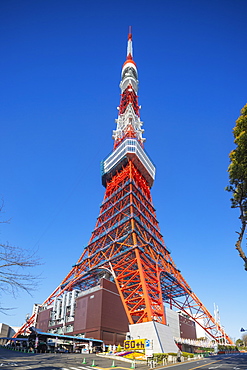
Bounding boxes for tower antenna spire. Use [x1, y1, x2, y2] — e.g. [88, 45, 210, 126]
[127, 25, 133, 59]
[128, 25, 132, 38]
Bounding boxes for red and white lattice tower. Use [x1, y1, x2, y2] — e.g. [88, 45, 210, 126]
[15, 29, 233, 347]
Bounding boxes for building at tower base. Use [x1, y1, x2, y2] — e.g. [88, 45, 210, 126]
[34, 279, 202, 350]
[36, 279, 129, 345]
[129, 321, 178, 353]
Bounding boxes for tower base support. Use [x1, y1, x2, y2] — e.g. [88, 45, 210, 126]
[129, 321, 178, 354]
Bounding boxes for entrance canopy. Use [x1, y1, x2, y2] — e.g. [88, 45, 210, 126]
[29, 327, 103, 345]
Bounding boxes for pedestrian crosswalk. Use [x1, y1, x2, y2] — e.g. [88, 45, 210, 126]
[62, 367, 92, 370]
[0, 364, 103, 369]
[0, 362, 17, 367]
[61, 367, 104, 370]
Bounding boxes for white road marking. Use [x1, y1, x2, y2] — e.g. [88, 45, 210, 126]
[67, 367, 103, 370]
[61, 367, 104, 370]
[69, 368, 96, 370]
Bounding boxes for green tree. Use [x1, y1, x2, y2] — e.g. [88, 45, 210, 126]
[236, 338, 243, 347]
[116, 344, 122, 352]
[226, 104, 247, 270]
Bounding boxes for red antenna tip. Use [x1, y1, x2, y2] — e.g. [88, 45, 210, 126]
[128, 25, 132, 40]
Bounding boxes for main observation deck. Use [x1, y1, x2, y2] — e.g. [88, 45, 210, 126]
[101, 138, 156, 188]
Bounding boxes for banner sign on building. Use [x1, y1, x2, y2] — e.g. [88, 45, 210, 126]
[124, 339, 146, 351]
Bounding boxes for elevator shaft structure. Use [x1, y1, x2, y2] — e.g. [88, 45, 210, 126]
[15, 30, 233, 345]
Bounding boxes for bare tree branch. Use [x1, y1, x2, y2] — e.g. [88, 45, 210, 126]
[0, 202, 41, 311]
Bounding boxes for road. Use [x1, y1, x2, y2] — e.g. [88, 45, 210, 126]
[0, 348, 246, 370]
[0, 349, 145, 369]
[156, 353, 247, 370]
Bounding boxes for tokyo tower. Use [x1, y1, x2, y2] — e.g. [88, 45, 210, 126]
[16, 29, 233, 350]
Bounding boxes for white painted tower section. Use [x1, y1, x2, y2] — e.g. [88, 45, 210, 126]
[112, 31, 145, 145]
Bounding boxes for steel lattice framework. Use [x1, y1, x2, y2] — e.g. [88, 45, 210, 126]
[15, 29, 233, 345]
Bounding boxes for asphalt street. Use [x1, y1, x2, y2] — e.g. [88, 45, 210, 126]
[0, 349, 146, 369]
[0, 348, 246, 370]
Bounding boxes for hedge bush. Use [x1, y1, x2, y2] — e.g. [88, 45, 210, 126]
[182, 352, 194, 358]
[153, 353, 168, 362]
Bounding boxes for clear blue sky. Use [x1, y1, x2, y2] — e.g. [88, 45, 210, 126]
[0, 0, 247, 342]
